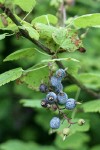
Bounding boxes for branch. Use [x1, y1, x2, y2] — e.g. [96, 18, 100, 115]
[56, 61, 100, 99]
[0, 3, 100, 99]
[0, 3, 53, 55]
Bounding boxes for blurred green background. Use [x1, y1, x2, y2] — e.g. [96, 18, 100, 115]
[0, 0, 100, 150]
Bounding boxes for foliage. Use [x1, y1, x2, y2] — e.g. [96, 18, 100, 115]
[0, 0, 100, 150]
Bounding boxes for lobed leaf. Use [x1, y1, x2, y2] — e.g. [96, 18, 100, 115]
[0, 68, 23, 86]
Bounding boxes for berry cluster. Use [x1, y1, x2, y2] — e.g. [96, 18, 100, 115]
[39, 68, 85, 139]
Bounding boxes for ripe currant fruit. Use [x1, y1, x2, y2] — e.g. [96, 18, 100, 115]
[55, 82, 63, 93]
[39, 83, 48, 93]
[46, 92, 57, 104]
[50, 117, 60, 129]
[65, 98, 76, 110]
[57, 92, 68, 105]
[50, 76, 60, 87]
[56, 69, 66, 80]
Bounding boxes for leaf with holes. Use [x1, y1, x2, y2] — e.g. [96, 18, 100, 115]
[52, 28, 83, 52]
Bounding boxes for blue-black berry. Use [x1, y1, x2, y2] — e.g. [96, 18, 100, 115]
[56, 69, 66, 80]
[65, 98, 76, 110]
[46, 92, 57, 104]
[50, 76, 60, 87]
[39, 83, 48, 93]
[57, 92, 68, 105]
[41, 99, 51, 108]
[55, 82, 63, 93]
[50, 117, 60, 129]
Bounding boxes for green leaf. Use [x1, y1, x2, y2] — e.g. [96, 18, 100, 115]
[0, 0, 4, 3]
[0, 33, 7, 40]
[57, 118, 90, 135]
[19, 25, 39, 40]
[35, 23, 56, 39]
[76, 73, 100, 89]
[14, 0, 36, 12]
[4, 48, 37, 62]
[20, 99, 41, 108]
[82, 100, 100, 113]
[74, 13, 100, 28]
[91, 145, 100, 150]
[34, 23, 59, 51]
[55, 132, 90, 149]
[0, 140, 56, 150]
[0, 68, 23, 86]
[20, 65, 49, 90]
[0, 14, 18, 31]
[31, 14, 58, 25]
[52, 28, 83, 52]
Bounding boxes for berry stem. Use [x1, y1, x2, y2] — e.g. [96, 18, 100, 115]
[55, 102, 77, 127]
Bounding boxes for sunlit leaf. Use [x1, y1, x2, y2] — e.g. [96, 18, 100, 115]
[31, 14, 58, 25]
[74, 13, 100, 28]
[14, 0, 36, 12]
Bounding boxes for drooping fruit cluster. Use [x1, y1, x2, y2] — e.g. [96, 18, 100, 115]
[39, 68, 84, 138]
